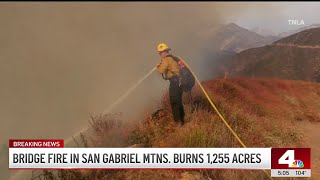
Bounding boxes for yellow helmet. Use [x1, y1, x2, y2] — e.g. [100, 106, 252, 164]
[157, 43, 171, 52]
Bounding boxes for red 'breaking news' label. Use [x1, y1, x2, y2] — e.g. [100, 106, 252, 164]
[9, 139, 64, 148]
[271, 148, 311, 169]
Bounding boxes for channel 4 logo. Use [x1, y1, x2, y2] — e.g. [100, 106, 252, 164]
[271, 148, 310, 169]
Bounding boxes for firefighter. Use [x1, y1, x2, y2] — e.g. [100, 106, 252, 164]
[156, 43, 185, 127]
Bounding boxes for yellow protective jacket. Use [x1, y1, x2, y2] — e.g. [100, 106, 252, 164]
[157, 56, 180, 79]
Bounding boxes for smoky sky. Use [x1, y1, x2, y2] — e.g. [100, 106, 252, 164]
[0, 2, 238, 142]
[228, 2, 320, 34]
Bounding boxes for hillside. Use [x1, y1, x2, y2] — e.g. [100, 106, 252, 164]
[278, 24, 320, 38]
[196, 23, 284, 80]
[200, 23, 279, 53]
[199, 50, 237, 80]
[275, 27, 320, 46]
[40, 78, 320, 179]
[227, 28, 320, 82]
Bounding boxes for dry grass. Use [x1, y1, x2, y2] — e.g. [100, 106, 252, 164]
[88, 113, 133, 147]
[42, 78, 320, 180]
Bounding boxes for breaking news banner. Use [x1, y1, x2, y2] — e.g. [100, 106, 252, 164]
[8, 140, 311, 177]
[9, 139, 64, 148]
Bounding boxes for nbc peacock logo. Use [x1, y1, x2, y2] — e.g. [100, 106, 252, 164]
[291, 160, 304, 168]
[278, 150, 306, 168]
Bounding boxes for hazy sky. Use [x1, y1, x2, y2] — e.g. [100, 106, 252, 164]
[228, 2, 320, 33]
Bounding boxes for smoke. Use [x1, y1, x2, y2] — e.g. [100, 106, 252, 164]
[0, 2, 241, 140]
[0, 2, 259, 179]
